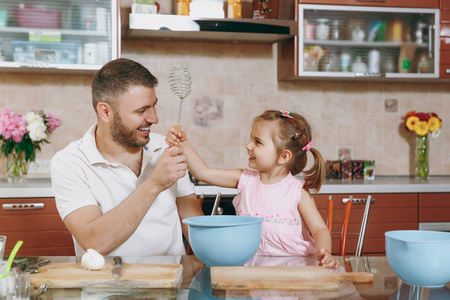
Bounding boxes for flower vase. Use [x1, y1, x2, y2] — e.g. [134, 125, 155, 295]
[5, 151, 29, 183]
[415, 134, 429, 179]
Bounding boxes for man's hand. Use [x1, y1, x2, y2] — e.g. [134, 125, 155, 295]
[148, 145, 187, 192]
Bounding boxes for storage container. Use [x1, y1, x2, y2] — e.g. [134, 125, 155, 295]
[11, 41, 78, 64]
[17, 6, 61, 29]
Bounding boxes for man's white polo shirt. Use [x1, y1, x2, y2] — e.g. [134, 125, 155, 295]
[51, 124, 195, 256]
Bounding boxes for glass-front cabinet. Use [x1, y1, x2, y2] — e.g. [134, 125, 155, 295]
[298, 4, 440, 79]
[0, 0, 118, 73]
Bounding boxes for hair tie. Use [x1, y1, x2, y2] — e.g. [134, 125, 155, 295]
[280, 110, 293, 119]
[291, 130, 304, 141]
[302, 140, 313, 151]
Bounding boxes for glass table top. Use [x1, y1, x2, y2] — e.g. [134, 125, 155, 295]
[11, 255, 450, 299]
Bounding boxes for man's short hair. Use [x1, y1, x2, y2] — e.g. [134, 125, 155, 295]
[91, 58, 158, 112]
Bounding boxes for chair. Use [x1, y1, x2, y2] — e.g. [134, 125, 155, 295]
[327, 195, 352, 256]
[186, 194, 204, 255]
[327, 195, 373, 257]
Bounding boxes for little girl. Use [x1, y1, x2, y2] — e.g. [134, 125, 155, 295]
[167, 109, 339, 268]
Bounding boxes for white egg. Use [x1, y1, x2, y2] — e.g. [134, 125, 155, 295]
[81, 249, 105, 271]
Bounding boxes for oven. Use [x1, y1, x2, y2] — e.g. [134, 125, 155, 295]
[419, 222, 450, 233]
[201, 195, 236, 216]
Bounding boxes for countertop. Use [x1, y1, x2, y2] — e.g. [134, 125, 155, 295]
[1, 176, 449, 198]
[12, 255, 450, 299]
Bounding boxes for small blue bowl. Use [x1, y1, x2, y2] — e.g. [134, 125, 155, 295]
[182, 215, 263, 266]
[385, 230, 450, 287]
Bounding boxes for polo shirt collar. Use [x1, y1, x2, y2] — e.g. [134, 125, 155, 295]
[80, 124, 163, 165]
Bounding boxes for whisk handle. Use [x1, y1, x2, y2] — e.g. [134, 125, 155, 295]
[174, 124, 182, 132]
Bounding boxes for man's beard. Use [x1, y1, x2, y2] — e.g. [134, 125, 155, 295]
[110, 112, 150, 148]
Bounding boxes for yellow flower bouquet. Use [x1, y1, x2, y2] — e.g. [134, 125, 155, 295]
[404, 111, 442, 179]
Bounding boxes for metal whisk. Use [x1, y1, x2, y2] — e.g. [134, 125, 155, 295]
[169, 66, 191, 128]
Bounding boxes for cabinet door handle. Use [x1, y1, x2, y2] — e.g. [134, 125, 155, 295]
[355, 73, 386, 78]
[428, 25, 433, 58]
[446, 69, 450, 74]
[342, 198, 375, 204]
[20, 63, 57, 69]
[2, 203, 45, 210]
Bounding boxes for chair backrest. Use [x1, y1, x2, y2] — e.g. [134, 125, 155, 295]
[328, 195, 352, 256]
[355, 195, 372, 257]
[328, 195, 372, 257]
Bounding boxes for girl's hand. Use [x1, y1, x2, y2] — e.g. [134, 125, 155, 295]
[315, 248, 340, 269]
[166, 126, 186, 146]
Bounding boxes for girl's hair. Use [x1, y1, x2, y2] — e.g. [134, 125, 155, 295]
[253, 110, 325, 193]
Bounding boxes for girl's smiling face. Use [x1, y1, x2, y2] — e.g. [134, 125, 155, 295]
[246, 120, 279, 172]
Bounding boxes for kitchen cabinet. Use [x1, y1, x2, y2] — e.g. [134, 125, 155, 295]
[0, 198, 74, 256]
[278, 4, 440, 80]
[0, 0, 118, 74]
[440, 0, 450, 78]
[124, 14, 298, 44]
[298, 0, 439, 8]
[419, 193, 450, 222]
[314, 193, 418, 255]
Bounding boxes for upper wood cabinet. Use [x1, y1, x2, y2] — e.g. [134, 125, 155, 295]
[278, 4, 440, 80]
[298, 0, 439, 8]
[0, 0, 119, 74]
[440, 0, 450, 78]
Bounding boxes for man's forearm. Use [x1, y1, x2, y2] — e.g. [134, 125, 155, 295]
[65, 180, 162, 255]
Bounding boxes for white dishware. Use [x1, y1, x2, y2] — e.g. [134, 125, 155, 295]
[352, 56, 367, 73]
[315, 18, 329, 40]
[351, 25, 365, 42]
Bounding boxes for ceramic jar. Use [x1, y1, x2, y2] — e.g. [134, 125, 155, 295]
[315, 19, 329, 40]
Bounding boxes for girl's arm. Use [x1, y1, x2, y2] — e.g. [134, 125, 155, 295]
[167, 127, 243, 188]
[298, 189, 340, 268]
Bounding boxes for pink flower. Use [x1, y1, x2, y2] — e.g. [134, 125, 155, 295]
[46, 113, 62, 131]
[1, 108, 61, 165]
[0, 108, 27, 143]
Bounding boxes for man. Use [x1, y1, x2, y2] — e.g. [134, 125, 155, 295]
[51, 58, 203, 256]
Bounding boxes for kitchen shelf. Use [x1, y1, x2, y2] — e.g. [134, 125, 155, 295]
[278, 4, 441, 80]
[124, 14, 298, 44]
[0, 26, 109, 37]
[304, 40, 429, 49]
[0, 0, 118, 74]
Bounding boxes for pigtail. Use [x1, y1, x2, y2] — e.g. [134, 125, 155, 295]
[302, 147, 325, 193]
[255, 110, 326, 193]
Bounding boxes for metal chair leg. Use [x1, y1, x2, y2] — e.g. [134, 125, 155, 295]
[355, 195, 372, 257]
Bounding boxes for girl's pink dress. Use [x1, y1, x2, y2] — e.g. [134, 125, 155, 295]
[233, 168, 317, 256]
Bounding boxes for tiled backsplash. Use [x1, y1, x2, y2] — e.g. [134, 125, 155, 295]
[1, 39, 449, 178]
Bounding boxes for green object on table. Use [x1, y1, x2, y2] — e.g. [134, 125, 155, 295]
[0, 240, 23, 279]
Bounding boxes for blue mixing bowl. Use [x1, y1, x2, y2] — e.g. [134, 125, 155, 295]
[182, 215, 263, 266]
[385, 230, 450, 287]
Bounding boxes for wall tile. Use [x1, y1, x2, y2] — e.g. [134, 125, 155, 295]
[0, 40, 448, 179]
